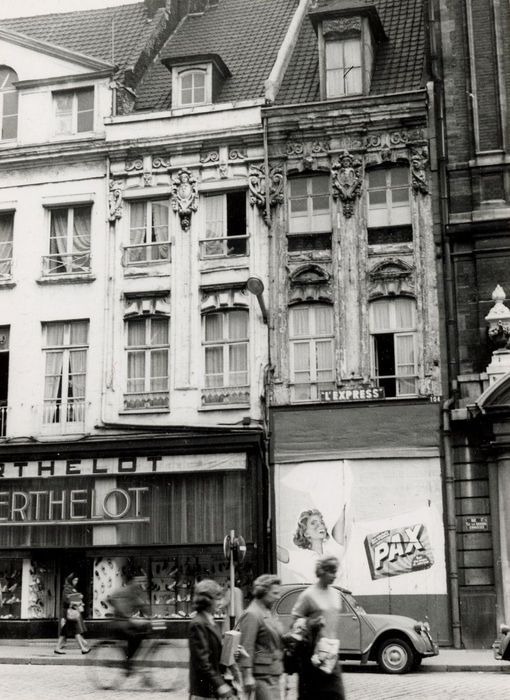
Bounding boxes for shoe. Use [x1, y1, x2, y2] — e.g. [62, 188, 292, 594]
[54, 649, 66, 655]
[81, 648, 90, 655]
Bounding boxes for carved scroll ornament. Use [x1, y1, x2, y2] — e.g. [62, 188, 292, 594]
[331, 150, 363, 218]
[248, 164, 284, 216]
[171, 168, 198, 231]
[108, 178, 124, 222]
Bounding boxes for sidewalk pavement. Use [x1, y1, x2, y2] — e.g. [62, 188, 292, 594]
[0, 640, 508, 672]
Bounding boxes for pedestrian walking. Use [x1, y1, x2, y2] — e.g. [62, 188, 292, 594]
[237, 574, 284, 700]
[290, 556, 345, 700]
[54, 573, 89, 655]
[189, 579, 234, 699]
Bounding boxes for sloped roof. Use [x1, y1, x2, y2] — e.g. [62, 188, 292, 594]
[277, 0, 426, 104]
[0, 2, 153, 72]
[135, 0, 299, 110]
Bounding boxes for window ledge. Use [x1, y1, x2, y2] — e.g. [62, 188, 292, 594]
[119, 408, 170, 415]
[0, 279, 15, 289]
[198, 404, 250, 411]
[37, 274, 96, 285]
[124, 268, 171, 278]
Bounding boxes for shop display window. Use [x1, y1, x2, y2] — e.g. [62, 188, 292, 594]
[0, 560, 22, 619]
[26, 559, 56, 619]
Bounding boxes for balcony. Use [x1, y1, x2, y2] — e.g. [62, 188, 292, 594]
[123, 391, 169, 411]
[199, 235, 249, 259]
[201, 386, 250, 407]
[123, 242, 171, 266]
[41, 252, 91, 276]
[42, 398, 85, 426]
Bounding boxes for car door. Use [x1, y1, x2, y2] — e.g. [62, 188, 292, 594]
[275, 588, 304, 633]
[337, 591, 362, 655]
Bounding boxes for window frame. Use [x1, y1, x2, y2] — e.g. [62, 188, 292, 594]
[42, 320, 89, 426]
[366, 166, 412, 230]
[200, 190, 249, 259]
[172, 65, 211, 109]
[288, 303, 336, 401]
[0, 210, 14, 278]
[369, 297, 418, 398]
[202, 309, 249, 390]
[0, 66, 18, 141]
[44, 204, 92, 276]
[125, 198, 171, 266]
[124, 315, 170, 411]
[53, 86, 95, 136]
[324, 36, 363, 98]
[287, 174, 332, 236]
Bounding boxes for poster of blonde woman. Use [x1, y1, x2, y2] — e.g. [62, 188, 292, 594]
[275, 458, 448, 598]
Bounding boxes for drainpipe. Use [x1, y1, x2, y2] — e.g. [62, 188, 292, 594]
[442, 397, 462, 648]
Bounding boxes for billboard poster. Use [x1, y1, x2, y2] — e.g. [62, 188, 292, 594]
[275, 458, 447, 596]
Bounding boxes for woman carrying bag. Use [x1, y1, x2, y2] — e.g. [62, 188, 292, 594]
[54, 573, 89, 655]
[237, 575, 284, 700]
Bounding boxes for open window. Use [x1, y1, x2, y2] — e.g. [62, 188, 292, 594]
[201, 191, 248, 258]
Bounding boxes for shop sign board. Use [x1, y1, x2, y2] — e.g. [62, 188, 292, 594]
[464, 516, 489, 531]
[0, 453, 245, 480]
[320, 387, 385, 402]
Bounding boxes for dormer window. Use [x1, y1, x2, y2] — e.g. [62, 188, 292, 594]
[0, 66, 18, 140]
[164, 54, 231, 110]
[53, 87, 94, 136]
[309, 4, 385, 100]
[180, 69, 207, 106]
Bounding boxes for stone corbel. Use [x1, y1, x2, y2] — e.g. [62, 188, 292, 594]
[108, 178, 124, 222]
[124, 293, 170, 317]
[410, 147, 429, 195]
[200, 286, 249, 312]
[368, 258, 415, 298]
[331, 150, 363, 218]
[171, 168, 198, 231]
[248, 164, 284, 221]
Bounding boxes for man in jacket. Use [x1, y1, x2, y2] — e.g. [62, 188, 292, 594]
[237, 574, 283, 700]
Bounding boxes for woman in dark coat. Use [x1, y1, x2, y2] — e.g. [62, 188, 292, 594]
[188, 579, 233, 699]
[54, 573, 89, 654]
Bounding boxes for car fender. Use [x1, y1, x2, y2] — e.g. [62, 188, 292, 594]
[366, 628, 424, 661]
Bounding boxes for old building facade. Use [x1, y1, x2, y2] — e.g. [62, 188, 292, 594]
[432, 0, 510, 647]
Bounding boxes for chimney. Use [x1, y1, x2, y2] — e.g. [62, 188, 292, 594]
[144, 0, 168, 18]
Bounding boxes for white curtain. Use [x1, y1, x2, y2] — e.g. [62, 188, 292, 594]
[45, 322, 65, 347]
[127, 351, 145, 393]
[395, 298, 415, 329]
[292, 341, 311, 383]
[205, 347, 223, 387]
[70, 320, 88, 346]
[326, 40, 344, 96]
[72, 207, 91, 271]
[205, 195, 224, 255]
[228, 310, 248, 340]
[316, 339, 334, 382]
[205, 314, 222, 342]
[344, 38, 362, 93]
[150, 349, 168, 391]
[370, 299, 391, 332]
[129, 202, 146, 262]
[290, 307, 309, 337]
[395, 334, 416, 395]
[50, 209, 68, 272]
[0, 214, 13, 275]
[151, 201, 169, 259]
[54, 92, 73, 135]
[68, 349, 86, 421]
[44, 351, 63, 423]
[315, 305, 333, 335]
[229, 343, 248, 386]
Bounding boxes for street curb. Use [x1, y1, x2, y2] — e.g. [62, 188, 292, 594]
[0, 657, 189, 667]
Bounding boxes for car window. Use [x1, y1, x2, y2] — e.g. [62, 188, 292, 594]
[343, 592, 366, 614]
[276, 589, 303, 614]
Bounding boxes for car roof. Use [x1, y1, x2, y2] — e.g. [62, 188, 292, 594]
[278, 583, 353, 595]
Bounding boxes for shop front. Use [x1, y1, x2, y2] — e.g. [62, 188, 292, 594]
[0, 430, 267, 638]
[271, 399, 452, 646]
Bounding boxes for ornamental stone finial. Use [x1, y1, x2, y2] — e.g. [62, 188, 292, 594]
[486, 285, 510, 350]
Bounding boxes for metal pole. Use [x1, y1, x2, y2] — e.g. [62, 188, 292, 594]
[229, 528, 235, 630]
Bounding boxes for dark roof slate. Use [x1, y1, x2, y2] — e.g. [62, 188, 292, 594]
[277, 0, 426, 104]
[135, 0, 298, 110]
[0, 2, 152, 71]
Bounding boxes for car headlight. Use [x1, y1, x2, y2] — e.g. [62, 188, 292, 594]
[414, 621, 431, 634]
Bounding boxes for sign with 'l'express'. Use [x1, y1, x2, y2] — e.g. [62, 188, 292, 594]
[320, 387, 385, 402]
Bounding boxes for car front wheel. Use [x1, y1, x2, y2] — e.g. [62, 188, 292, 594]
[376, 637, 415, 674]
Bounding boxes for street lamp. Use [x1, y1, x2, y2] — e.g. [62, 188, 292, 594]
[246, 276, 268, 325]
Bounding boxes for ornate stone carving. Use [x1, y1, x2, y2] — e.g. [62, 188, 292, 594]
[486, 285, 510, 349]
[331, 150, 363, 218]
[218, 162, 229, 179]
[125, 157, 144, 172]
[323, 16, 362, 37]
[286, 141, 304, 157]
[248, 164, 284, 214]
[368, 258, 415, 298]
[410, 147, 429, 195]
[171, 169, 198, 231]
[289, 264, 332, 303]
[229, 147, 246, 160]
[200, 150, 220, 164]
[152, 155, 171, 170]
[143, 172, 154, 187]
[108, 178, 124, 222]
[200, 287, 249, 312]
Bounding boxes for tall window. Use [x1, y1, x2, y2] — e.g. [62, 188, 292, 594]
[125, 316, 169, 410]
[126, 199, 170, 265]
[53, 87, 94, 135]
[325, 38, 362, 98]
[370, 297, 417, 397]
[43, 320, 88, 425]
[201, 191, 247, 258]
[0, 67, 18, 140]
[203, 310, 249, 389]
[288, 174, 331, 252]
[0, 212, 13, 277]
[289, 304, 335, 401]
[179, 69, 206, 106]
[367, 167, 412, 244]
[45, 205, 91, 275]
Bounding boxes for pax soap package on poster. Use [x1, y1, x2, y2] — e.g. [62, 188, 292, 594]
[221, 630, 241, 667]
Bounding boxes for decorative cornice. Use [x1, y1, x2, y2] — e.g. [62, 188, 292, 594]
[323, 16, 362, 37]
[288, 264, 333, 303]
[368, 258, 415, 298]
